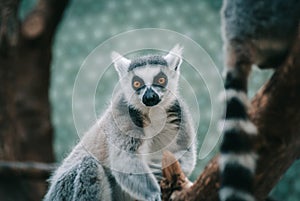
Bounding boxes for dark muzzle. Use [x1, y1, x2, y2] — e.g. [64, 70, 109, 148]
[142, 88, 160, 106]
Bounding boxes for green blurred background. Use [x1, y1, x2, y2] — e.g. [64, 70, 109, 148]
[21, 0, 300, 200]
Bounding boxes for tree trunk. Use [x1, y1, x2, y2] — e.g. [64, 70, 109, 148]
[0, 0, 69, 200]
[161, 29, 300, 201]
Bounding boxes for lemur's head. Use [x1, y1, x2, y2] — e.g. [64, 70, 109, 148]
[112, 45, 183, 110]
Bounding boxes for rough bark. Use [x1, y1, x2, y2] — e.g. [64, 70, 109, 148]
[0, 0, 69, 200]
[161, 30, 300, 201]
[161, 151, 193, 201]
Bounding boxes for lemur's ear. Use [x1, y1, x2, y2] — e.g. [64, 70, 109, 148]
[111, 51, 131, 77]
[163, 44, 183, 71]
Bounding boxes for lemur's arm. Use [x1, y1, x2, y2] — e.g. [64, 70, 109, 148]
[71, 156, 112, 201]
[44, 156, 112, 201]
[176, 143, 196, 177]
[109, 146, 161, 201]
[148, 132, 196, 182]
[43, 164, 78, 201]
[175, 115, 197, 177]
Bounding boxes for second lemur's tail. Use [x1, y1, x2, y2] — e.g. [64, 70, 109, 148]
[219, 63, 258, 201]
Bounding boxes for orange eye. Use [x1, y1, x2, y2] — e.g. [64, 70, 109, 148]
[158, 77, 166, 85]
[133, 81, 141, 88]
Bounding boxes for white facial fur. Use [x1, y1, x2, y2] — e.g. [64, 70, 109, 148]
[111, 45, 183, 112]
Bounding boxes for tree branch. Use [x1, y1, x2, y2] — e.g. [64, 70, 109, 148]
[161, 30, 300, 201]
[0, 161, 56, 180]
[161, 151, 193, 201]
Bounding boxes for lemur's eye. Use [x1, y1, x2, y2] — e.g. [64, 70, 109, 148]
[132, 76, 144, 90]
[153, 72, 168, 87]
[133, 81, 141, 89]
[158, 77, 166, 85]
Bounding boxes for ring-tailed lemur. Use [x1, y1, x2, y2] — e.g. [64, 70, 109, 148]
[219, 1, 300, 201]
[44, 45, 196, 201]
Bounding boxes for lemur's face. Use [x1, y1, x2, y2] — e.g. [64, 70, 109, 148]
[112, 45, 183, 110]
[128, 65, 176, 107]
[131, 67, 167, 106]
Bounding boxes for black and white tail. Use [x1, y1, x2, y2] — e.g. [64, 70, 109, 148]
[219, 62, 258, 201]
[218, 0, 300, 200]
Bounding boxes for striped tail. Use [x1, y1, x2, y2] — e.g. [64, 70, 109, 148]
[219, 66, 258, 201]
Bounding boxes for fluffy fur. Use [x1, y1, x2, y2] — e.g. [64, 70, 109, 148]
[44, 45, 196, 201]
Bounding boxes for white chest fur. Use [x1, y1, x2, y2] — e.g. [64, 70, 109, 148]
[143, 106, 167, 138]
[138, 106, 181, 177]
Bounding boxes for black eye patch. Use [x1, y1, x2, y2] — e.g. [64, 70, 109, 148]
[132, 76, 145, 91]
[153, 72, 168, 88]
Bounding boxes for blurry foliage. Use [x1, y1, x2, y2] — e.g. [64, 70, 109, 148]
[19, 0, 300, 200]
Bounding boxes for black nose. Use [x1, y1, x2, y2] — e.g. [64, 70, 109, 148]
[142, 88, 160, 106]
